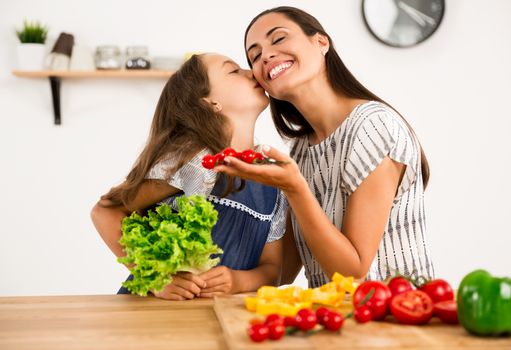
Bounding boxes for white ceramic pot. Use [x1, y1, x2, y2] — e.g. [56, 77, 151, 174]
[16, 43, 46, 70]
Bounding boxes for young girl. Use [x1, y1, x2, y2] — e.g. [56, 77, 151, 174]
[216, 7, 435, 287]
[91, 53, 287, 300]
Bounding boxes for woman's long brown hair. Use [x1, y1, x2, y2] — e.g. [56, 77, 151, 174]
[244, 6, 430, 188]
[101, 54, 240, 209]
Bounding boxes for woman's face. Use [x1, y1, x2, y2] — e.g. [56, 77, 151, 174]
[202, 54, 268, 117]
[245, 13, 328, 100]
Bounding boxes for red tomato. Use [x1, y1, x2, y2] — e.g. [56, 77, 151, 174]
[247, 323, 269, 342]
[264, 314, 284, 326]
[254, 152, 265, 162]
[323, 311, 344, 331]
[353, 281, 392, 320]
[354, 305, 373, 323]
[419, 279, 454, 303]
[433, 300, 458, 324]
[388, 276, 413, 299]
[240, 149, 257, 164]
[268, 322, 285, 340]
[221, 148, 238, 158]
[390, 290, 434, 325]
[315, 307, 330, 325]
[283, 316, 296, 328]
[214, 152, 225, 164]
[295, 308, 317, 331]
[201, 154, 216, 169]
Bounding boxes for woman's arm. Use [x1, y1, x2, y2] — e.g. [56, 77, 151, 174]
[280, 212, 302, 285]
[90, 179, 180, 259]
[199, 239, 283, 297]
[215, 147, 403, 279]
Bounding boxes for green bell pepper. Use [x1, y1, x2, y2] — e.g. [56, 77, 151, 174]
[457, 269, 511, 336]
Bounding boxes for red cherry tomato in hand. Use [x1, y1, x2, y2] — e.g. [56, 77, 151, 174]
[390, 290, 434, 325]
[240, 149, 257, 164]
[354, 305, 373, 323]
[433, 300, 458, 324]
[214, 153, 225, 164]
[221, 148, 238, 159]
[323, 311, 344, 331]
[419, 279, 454, 303]
[201, 154, 216, 169]
[254, 152, 265, 162]
[295, 308, 317, 331]
[388, 276, 413, 299]
[353, 281, 392, 320]
[247, 323, 269, 342]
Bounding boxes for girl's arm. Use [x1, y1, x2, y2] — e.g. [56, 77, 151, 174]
[198, 239, 283, 297]
[91, 179, 179, 258]
[280, 212, 303, 285]
[215, 147, 403, 279]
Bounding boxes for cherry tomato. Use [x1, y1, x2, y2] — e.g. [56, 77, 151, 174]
[221, 148, 238, 158]
[283, 316, 296, 328]
[201, 154, 216, 169]
[268, 322, 285, 340]
[247, 323, 269, 342]
[323, 311, 344, 331]
[254, 152, 265, 162]
[433, 300, 458, 324]
[419, 279, 454, 303]
[240, 149, 257, 164]
[390, 290, 434, 325]
[265, 314, 284, 326]
[388, 276, 413, 299]
[354, 305, 373, 323]
[214, 152, 225, 164]
[315, 307, 330, 325]
[295, 308, 317, 331]
[353, 281, 392, 320]
[249, 317, 263, 326]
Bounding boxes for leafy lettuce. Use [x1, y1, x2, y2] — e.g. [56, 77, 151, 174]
[118, 195, 222, 296]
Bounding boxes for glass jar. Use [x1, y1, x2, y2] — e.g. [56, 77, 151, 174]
[94, 45, 122, 70]
[125, 46, 150, 70]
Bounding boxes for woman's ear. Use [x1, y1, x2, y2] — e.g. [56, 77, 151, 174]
[202, 97, 223, 112]
[316, 33, 330, 56]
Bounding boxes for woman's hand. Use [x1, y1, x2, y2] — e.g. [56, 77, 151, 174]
[152, 272, 207, 301]
[198, 266, 237, 298]
[214, 146, 306, 195]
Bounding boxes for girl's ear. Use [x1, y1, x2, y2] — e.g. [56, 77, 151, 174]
[316, 33, 329, 56]
[202, 97, 223, 112]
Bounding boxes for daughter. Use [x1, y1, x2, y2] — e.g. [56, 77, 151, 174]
[91, 53, 287, 300]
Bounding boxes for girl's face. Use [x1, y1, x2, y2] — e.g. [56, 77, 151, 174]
[202, 54, 268, 118]
[245, 13, 328, 100]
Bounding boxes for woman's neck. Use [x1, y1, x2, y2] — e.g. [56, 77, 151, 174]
[285, 76, 366, 144]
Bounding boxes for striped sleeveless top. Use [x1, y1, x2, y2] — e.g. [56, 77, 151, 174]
[290, 101, 435, 288]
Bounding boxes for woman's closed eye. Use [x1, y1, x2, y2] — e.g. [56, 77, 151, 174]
[229, 68, 240, 74]
[272, 36, 285, 45]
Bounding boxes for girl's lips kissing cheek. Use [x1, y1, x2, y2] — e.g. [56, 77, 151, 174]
[267, 61, 293, 80]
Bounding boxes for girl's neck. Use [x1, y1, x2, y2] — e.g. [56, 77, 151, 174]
[228, 116, 256, 150]
[285, 76, 366, 144]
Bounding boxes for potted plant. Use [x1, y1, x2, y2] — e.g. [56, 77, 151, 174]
[15, 20, 48, 70]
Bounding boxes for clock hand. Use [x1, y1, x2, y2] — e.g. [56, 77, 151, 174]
[398, 1, 436, 27]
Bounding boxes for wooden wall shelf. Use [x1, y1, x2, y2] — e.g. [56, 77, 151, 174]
[12, 69, 174, 125]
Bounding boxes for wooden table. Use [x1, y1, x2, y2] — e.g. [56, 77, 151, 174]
[1, 294, 510, 350]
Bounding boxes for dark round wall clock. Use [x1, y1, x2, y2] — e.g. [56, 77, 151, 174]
[362, 0, 445, 47]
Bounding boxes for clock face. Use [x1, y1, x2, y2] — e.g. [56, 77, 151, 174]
[362, 0, 445, 47]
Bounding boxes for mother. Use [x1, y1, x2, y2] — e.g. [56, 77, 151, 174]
[216, 6, 434, 287]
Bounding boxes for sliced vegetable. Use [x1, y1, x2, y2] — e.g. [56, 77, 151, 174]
[390, 290, 434, 325]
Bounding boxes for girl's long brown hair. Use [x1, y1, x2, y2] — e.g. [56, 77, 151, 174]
[102, 54, 240, 209]
[244, 7, 430, 188]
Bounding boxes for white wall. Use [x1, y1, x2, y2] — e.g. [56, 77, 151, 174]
[1, 0, 510, 296]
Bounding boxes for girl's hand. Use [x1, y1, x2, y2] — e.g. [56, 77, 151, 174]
[214, 146, 306, 194]
[152, 272, 207, 301]
[198, 266, 237, 298]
